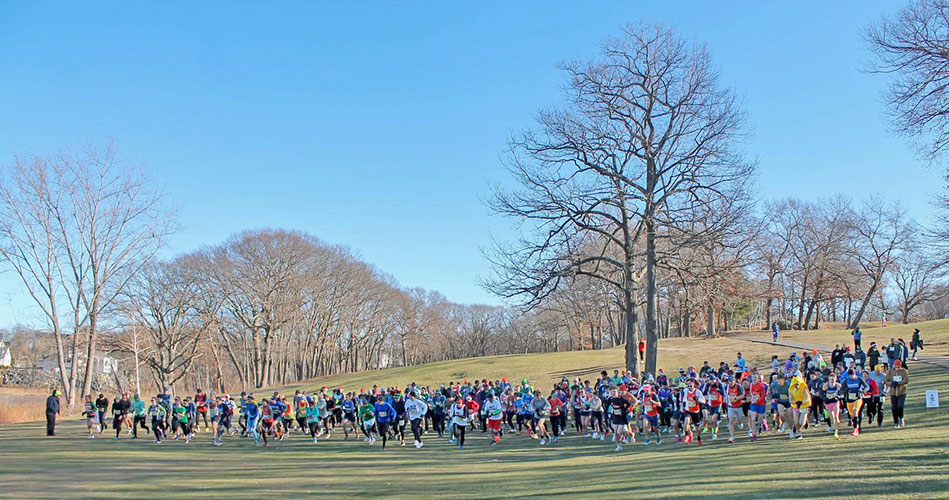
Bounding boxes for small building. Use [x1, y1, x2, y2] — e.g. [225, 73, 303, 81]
[0, 341, 12, 367]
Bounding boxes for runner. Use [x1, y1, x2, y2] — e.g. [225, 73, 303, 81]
[770, 373, 791, 434]
[373, 395, 396, 450]
[405, 391, 429, 448]
[823, 372, 842, 439]
[431, 390, 447, 437]
[147, 396, 167, 443]
[788, 371, 811, 440]
[842, 369, 868, 436]
[482, 391, 504, 445]
[341, 393, 358, 440]
[725, 375, 745, 443]
[681, 379, 705, 447]
[245, 395, 261, 445]
[194, 388, 209, 432]
[885, 360, 909, 428]
[82, 395, 99, 439]
[641, 385, 662, 446]
[173, 398, 193, 444]
[305, 397, 321, 444]
[259, 398, 275, 446]
[112, 394, 131, 440]
[704, 376, 724, 440]
[131, 394, 147, 439]
[607, 387, 630, 452]
[214, 396, 233, 446]
[392, 392, 407, 446]
[448, 396, 470, 450]
[95, 393, 109, 435]
[530, 390, 551, 445]
[358, 396, 377, 444]
[547, 389, 564, 443]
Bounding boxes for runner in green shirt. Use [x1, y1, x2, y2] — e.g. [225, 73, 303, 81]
[358, 399, 376, 444]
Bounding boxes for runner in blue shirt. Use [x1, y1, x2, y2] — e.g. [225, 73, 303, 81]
[374, 397, 397, 450]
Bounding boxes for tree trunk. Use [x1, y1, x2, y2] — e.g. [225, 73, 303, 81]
[849, 278, 879, 329]
[707, 303, 715, 337]
[624, 289, 641, 376]
[765, 297, 773, 331]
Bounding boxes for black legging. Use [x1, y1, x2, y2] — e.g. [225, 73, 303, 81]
[550, 413, 562, 436]
[395, 419, 406, 441]
[151, 418, 165, 441]
[410, 418, 423, 442]
[308, 421, 319, 438]
[432, 413, 445, 435]
[454, 424, 466, 446]
[378, 421, 390, 447]
[891, 395, 906, 424]
[132, 416, 147, 437]
[517, 414, 532, 433]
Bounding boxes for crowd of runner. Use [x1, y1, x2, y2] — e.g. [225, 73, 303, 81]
[74, 332, 917, 452]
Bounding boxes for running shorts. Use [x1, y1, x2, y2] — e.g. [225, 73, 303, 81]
[708, 405, 721, 416]
[487, 419, 502, 431]
[688, 411, 703, 424]
[749, 404, 766, 414]
[727, 407, 744, 420]
[645, 415, 659, 427]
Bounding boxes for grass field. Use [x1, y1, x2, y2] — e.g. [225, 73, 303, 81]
[1, 321, 948, 499]
[768, 319, 949, 357]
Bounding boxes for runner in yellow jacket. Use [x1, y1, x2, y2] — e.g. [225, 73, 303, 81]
[788, 371, 811, 440]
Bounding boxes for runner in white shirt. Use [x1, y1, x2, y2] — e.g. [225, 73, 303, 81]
[405, 392, 429, 448]
[448, 397, 470, 450]
[482, 392, 504, 445]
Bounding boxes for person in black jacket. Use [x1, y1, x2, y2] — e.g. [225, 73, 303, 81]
[95, 393, 109, 434]
[45, 390, 61, 436]
[830, 345, 843, 368]
[867, 342, 881, 370]
[111, 394, 131, 440]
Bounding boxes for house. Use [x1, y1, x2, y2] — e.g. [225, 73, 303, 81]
[0, 341, 12, 367]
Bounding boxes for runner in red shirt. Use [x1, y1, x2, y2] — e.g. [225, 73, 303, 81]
[748, 373, 769, 441]
[548, 392, 564, 443]
[641, 387, 662, 446]
[704, 379, 724, 440]
[725, 375, 746, 443]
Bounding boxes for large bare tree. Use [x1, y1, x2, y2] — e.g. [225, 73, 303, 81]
[847, 196, 912, 328]
[486, 24, 751, 374]
[0, 145, 171, 404]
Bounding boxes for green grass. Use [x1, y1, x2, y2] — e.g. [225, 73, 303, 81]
[1, 323, 948, 499]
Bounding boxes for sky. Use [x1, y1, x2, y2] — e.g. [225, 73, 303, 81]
[0, 1, 942, 328]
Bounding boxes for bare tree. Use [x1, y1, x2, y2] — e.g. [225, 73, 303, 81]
[486, 24, 751, 375]
[0, 145, 171, 404]
[892, 243, 948, 321]
[847, 196, 912, 328]
[867, 0, 949, 162]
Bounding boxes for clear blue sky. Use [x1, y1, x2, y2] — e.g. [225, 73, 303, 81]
[0, 1, 941, 328]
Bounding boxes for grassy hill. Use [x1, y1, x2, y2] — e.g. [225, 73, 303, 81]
[1, 320, 947, 499]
